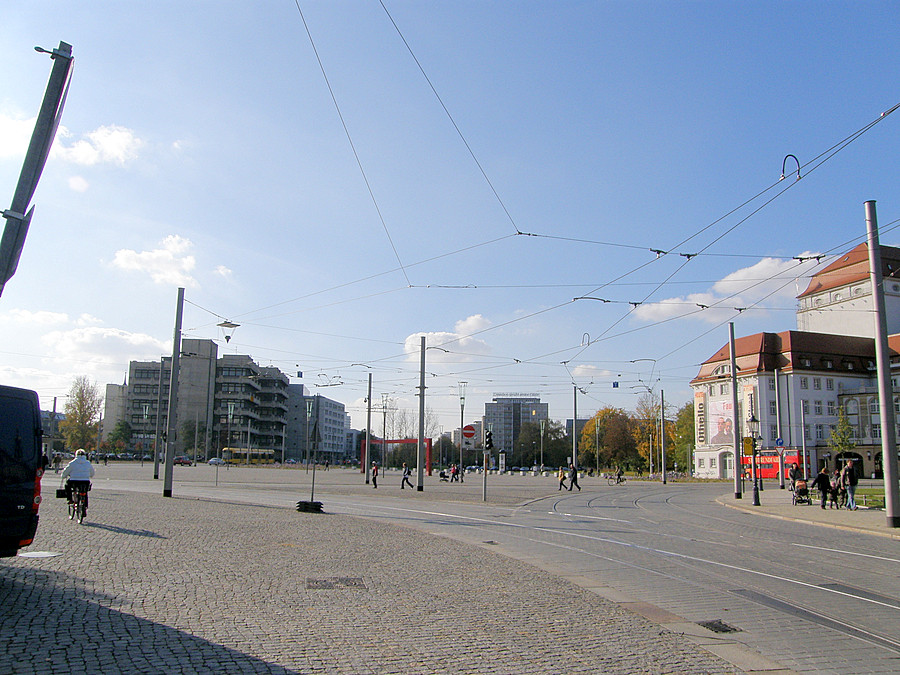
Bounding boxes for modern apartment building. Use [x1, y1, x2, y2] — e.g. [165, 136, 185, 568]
[483, 395, 548, 455]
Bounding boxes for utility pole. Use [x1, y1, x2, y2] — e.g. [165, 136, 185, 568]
[1, 42, 73, 297]
[365, 373, 372, 483]
[866, 200, 900, 527]
[729, 322, 742, 499]
[163, 287, 184, 498]
[660, 389, 667, 484]
[416, 336, 425, 491]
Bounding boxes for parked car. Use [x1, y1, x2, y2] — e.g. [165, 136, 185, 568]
[208, 457, 225, 466]
[173, 456, 193, 466]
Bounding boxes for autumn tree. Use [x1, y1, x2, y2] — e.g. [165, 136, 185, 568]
[59, 376, 103, 451]
[580, 406, 637, 470]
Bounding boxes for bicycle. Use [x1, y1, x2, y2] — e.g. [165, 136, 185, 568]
[67, 481, 89, 524]
[607, 474, 626, 486]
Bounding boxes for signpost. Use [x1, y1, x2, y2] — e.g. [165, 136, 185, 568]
[462, 424, 475, 448]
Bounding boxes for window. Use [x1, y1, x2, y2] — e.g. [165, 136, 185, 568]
[768, 379, 776, 390]
[770, 425, 778, 441]
[813, 378, 821, 390]
[814, 401, 822, 415]
[768, 400, 776, 415]
[826, 378, 834, 391]
[698, 458, 705, 468]
[802, 400, 810, 414]
[873, 423, 882, 439]
[800, 357, 812, 367]
[870, 401, 880, 414]
[804, 424, 811, 440]
[719, 383, 728, 396]
[816, 424, 824, 440]
[823, 359, 833, 369]
[895, 398, 900, 414]
[800, 377, 809, 390]
[827, 400, 836, 415]
[710, 457, 717, 468]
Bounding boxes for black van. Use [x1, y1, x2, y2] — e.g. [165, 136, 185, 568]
[0, 385, 44, 557]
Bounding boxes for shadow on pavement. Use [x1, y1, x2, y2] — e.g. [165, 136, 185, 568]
[0, 566, 296, 674]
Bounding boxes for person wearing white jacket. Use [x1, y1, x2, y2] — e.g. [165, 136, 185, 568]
[61, 449, 95, 505]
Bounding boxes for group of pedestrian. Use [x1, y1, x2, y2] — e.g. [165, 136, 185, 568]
[368, 461, 421, 490]
[807, 460, 860, 510]
[448, 464, 463, 482]
[557, 464, 580, 491]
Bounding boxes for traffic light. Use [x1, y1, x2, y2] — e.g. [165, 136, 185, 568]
[485, 430, 493, 450]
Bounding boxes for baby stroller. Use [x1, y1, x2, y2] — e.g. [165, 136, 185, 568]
[792, 479, 811, 505]
[439, 470, 449, 482]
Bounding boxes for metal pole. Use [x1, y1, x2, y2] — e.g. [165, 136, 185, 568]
[153, 358, 165, 479]
[866, 200, 900, 527]
[540, 418, 545, 469]
[572, 385, 578, 473]
[459, 382, 466, 480]
[801, 406, 808, 482]
[775, 368, 785, 488]
[416, 336, 425, 491]
[660, 389, 667, 484]
[382, 393, 388, 469]
[163, 287, 184, 498]
[729, 322, 742, 499]
[365, 373, 372, 483]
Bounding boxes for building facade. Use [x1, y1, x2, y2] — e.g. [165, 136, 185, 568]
[483, 396, 548, 456]
[692, 243, 900, 480]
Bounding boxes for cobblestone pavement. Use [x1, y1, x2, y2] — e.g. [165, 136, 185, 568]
[3, 487, 742, 675]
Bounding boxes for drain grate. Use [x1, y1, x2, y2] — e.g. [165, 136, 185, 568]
[306, 577, 366, 590]
[697, 619, 741, 633]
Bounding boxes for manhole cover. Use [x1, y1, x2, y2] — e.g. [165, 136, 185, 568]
[697, 619, 741, 633]
[306, 577, 367, 590]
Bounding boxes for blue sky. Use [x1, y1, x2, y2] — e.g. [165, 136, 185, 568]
[1, 1, 898, 433]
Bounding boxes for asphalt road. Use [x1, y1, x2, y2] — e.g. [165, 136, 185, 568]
[24, 463, 900, 673]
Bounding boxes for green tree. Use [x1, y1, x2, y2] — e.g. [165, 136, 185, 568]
[828, 406, 856, 464]
[59, 376, 103, 451]
[108, 420, 133, 448]
[671, 402, 695, 472]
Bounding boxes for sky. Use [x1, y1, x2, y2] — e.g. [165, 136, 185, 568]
[1, 1, 899, 435]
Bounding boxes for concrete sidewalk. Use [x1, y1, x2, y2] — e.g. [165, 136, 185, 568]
[717, 480, 900, 540]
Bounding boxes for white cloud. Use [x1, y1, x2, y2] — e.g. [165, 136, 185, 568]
[632, 255, 822, 324]
[68, 175, 89, 192]
[42, 325, 166, 371]
[404, 314, 492, 362]
[111, 235, 198, 287]
[5, 309, 69, 325]
[0, 113, 33, 159]
[214, 265, 232, 279]
[52, 124, 144, 166]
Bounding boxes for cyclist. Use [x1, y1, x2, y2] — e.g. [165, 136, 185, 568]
[61, 449, 95, 508]
[615, 465, 624, 484]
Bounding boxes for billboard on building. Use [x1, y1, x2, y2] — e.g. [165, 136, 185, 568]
[708, 399, 734, 446]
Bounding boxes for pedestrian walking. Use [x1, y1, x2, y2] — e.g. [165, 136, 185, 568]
[450, 464, 458, 482]
[558, 466, 567, 490]
[401, 462, 414, 489]
[52, 453, 61, 473]
[788, 462, 801, 491]
[841, 459, 859, 510]
[371, 462, 378, 489]
[568, 464, 581, 491]
[810, 466, 831, 509]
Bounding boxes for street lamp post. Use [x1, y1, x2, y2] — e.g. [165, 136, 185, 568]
[748, 413, 761, 506]
[458, 381, 467, 482]
[540, 419, 545, 470]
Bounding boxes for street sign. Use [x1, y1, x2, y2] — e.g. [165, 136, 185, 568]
[462, 425, 475, 438]
[742, 437, 754, 456]
[776, 438, 784, 447]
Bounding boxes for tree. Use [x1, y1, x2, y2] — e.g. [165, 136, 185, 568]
[580, 407, 637, 470]
[632, 392, 660, 471]
[671, 402, 695, 472]
[828, 406, 856, 464]
[59, 376, 103, 451]
[107, 420, 133, 448]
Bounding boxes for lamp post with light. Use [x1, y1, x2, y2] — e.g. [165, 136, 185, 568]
[748, 413, 761, 506]
[458, 381, 467, 481]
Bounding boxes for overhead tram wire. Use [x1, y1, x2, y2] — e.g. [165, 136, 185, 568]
[378, 0, 522, 237]
[293, 1, 411, 287]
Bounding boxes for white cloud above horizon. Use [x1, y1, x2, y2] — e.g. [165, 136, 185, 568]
[404, 314, 492, 362]
[632, 255, 824, 324]
[111, 235, 198, 287]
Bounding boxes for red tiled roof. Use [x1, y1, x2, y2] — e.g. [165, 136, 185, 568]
[691, 330, 893, 384]
[798, 243, 900, 298]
